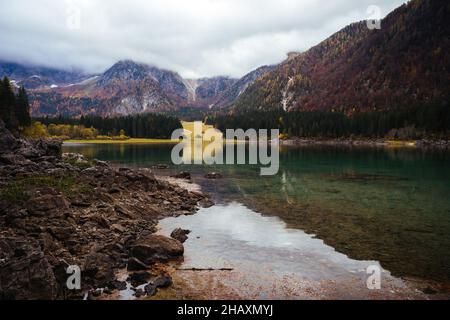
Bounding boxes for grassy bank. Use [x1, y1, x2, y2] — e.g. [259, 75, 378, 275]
[64, 138, 179, 144]
[0, 175, 90, 205]
[64, 138, 248, 144]
[386, 140, 417, 147]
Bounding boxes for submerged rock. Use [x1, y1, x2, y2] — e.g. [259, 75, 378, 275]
[204, 172, 223, 179]
[143, 275, 173, 297]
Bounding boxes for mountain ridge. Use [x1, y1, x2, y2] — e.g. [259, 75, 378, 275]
[0, 59, 274, 116]
[234, 0, 450, 113]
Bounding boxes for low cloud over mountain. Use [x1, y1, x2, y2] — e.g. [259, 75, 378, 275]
[0, 0, 405, 78]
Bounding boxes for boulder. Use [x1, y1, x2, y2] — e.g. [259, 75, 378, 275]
[143, 275, 173, 297]
[170, 228, 191, 243]
[144, 283, 157, 296]
[199, 198, 215, 208]
[62, 153, 86, 162]
[153, 275, 173, 288]
[36, 139, 62, 158]
[92, 159, 108, 167]
[82, 252, 115, 285]
[0, 237, 58, 300]
[171, 171, 191, 180]
[128, 271, 151, 286]
[0, 120, 19, 154]
[109, 280, 127, 291]
[131, 234, 184, 264]
[134, 288, 145, 298]
[27, 195, 69, 217]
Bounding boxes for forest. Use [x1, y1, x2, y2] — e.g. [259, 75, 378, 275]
[211, 103, 450, 140]
[35, 113, 182, 139]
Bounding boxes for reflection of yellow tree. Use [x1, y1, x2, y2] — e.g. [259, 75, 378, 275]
[179, 140, 223, 164]
[119, 144, 125, 158]
[181, 121, 214, 140]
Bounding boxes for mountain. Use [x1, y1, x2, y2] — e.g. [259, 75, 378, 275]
[1, 59, 273, 117]
[212, 65, 275, 109]
[235, 0, 450, 114]
[190, 77, 238, 108]
[0, 61, 93, 89]
[28, 60, 177, 116]
[181, 68, 275, 110]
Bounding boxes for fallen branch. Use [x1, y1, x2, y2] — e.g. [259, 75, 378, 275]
[176, 267, 234, 271]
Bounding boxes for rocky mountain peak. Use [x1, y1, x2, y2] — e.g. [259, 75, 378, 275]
[97, 60, 150, 86]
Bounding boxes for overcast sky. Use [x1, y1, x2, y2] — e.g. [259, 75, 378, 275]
[0, 0, 406, 78]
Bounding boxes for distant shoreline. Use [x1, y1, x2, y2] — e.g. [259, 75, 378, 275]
[280, 138, 450, 149]
[63, 137, 450, 149]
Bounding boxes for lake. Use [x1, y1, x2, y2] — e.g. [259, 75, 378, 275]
[63, 142, 450, 297]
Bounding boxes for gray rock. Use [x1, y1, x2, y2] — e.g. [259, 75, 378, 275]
[109, 280, 127, 291]
[27, 195, 69, 217]
[144, 283, 157, 296]
[0, 237, 58, 300]
[170, 228, 191, 243]
[131, 234, 184, 264]
[93, 159, 109, 167]
[128, 271, 151, 286]
[172, 171, 191, 180]
[0, 120, 19, 153]
[153, 275, 173, 288]
[134, 288, 145, 298]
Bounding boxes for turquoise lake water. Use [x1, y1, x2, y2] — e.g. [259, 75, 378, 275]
[63, 143, 450, 285]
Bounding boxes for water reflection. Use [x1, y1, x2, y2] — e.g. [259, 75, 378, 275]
[157, 203, 422, 299]
[160, 203, 387, 278]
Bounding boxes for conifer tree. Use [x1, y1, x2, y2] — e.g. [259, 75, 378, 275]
[0, 76, 18, 130]
[16, 86, 31, 127]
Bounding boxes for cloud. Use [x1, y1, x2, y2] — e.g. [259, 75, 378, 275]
[0, 0, 406, 78]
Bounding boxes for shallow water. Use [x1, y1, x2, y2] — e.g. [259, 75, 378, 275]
[63, 143, 450, 288]
[158, 203, 422, 299]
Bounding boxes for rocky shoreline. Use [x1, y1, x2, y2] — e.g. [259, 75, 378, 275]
[281, 137, 450, 149]
[0, 121, 213, 300]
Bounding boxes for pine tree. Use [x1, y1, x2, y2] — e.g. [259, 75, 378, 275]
[0, 76, 18, 130]
[16, 86, 31, 127]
